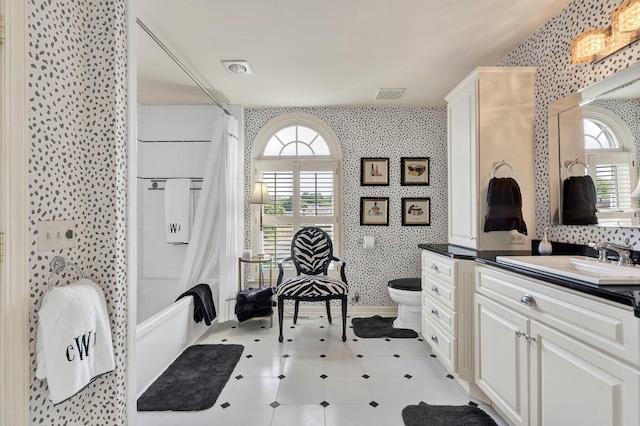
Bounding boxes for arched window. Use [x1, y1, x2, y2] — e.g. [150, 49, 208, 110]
[252, 113, 342, 271]
[583, 105, 636, 225]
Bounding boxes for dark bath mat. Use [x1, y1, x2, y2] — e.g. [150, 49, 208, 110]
[402, 402, 499, 426]
[352, 315, 418, 338]
[137, 344, 243, 411]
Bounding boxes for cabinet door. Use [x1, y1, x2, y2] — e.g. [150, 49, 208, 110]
[530, 321, 640, 426]
[475, 294, 528, 426]
[448, 86, 478, 249]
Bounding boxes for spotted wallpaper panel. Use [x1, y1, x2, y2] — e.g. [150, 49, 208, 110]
[28, 0, 129, 424]
[498, 0, 640, 247]
[245, 108, 447, 307]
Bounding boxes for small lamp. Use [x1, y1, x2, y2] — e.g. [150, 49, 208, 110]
[249, 181, 273, 258]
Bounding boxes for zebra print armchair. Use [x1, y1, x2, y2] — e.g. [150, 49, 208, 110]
[276, 227, 348, 342]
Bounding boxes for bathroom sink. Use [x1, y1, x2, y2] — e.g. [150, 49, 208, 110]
[495, 255, 640, 286]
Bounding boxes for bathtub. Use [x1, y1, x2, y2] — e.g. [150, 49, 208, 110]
[136, 278, 219, 395]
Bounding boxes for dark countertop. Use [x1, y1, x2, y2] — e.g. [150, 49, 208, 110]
[419, 243, 640, 318]
[417, 243, 530, 261]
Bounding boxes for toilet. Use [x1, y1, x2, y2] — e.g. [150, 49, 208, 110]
[387, 278, 422, 333]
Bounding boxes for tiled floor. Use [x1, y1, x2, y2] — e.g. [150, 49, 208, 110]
[137, 314, 508, 426]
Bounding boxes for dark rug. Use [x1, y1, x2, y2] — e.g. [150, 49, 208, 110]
[137, 344, 244, 411]
[352, 315, 418, 338]
[402, 402, 499, 426]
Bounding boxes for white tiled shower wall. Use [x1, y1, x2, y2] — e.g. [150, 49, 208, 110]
[137, 105, 221, 278]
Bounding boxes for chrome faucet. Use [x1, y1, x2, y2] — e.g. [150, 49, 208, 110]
[604, 242, 634, 267]
[588, 241, 609, 263]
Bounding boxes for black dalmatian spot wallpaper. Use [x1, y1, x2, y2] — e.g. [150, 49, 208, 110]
[499, 0, 640, 247]
[245, 108, 448, 308]
[28, 0, 128, 424]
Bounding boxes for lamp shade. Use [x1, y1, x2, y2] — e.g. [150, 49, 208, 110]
[249, 182, 273, 205]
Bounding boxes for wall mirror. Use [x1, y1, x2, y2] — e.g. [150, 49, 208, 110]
[548, 61, 640, 227]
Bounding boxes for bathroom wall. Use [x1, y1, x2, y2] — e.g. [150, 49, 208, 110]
[137, 105, 221, 278]
[498, 0, 640, 247]
[245, 107, 447, 306]
[28, 0, 129, 424]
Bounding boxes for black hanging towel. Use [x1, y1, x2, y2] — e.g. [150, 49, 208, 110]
[562, 176, 598, 225]
[483, 177, 527, 235]
[176, 283, 217, 326]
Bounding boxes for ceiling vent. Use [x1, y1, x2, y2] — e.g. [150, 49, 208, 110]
[375, 88, 405, 100]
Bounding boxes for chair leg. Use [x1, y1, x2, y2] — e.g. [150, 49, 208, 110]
[325, 299, 332, 324]
[340, 295, 347, 342]
[293, 300, 300, 324]
[278, 295, 285, 342]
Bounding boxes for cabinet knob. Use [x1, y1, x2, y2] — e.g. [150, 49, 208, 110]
[431, 307, 438, 315]
[431, 334, 438, 343]
[431, 263, 438, 271]
[520, 294, 536, 307]
[515, 330, 524, 338]
[431, 285, 439, 293]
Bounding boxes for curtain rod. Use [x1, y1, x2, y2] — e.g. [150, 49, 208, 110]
[136, 18, 231, 116]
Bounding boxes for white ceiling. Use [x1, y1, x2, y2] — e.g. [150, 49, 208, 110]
[137, 0, 574, 107]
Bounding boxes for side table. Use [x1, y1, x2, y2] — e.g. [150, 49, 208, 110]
[237, 256, 274, 327]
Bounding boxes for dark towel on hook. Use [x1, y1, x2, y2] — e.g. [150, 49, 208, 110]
[562, 176, 598, 225]
[176, 283, 217, 326]
[483, 177, 527, 235]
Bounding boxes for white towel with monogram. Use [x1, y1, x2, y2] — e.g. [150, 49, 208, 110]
[35, 278, 115, 404]
[165, 178, 192, 244]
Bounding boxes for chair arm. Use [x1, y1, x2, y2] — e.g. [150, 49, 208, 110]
[277, 257, 293, 285]
[331, 256, 348, 283]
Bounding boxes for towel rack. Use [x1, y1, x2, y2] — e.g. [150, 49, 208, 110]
[491, 160, 515, 179]
[139, 177, 203, 191]
[47, 256, 86, 291]
[564, 159, 589, 177]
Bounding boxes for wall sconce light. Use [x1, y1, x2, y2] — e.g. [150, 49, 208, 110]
[571, 0, 640, 64]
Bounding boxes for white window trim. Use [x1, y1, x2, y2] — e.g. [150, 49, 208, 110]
[583, 105, 634, 151]
[582, 105, 639, 224]
[250, 113, 344, 274]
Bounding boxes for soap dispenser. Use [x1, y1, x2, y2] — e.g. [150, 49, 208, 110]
[538, 227, 553, 256]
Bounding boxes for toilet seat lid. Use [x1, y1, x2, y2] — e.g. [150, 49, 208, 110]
[387, 278, 421, 291]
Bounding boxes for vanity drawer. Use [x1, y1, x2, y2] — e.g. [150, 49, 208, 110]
[476, 265, 640, 367]
[422, 251, 456, 285]
[423, 292, 456, 335]
[423, 314, 456, 373]
[422, 272, 456, 310]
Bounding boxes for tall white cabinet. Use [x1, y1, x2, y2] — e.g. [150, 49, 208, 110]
[446, 68, 536, 250]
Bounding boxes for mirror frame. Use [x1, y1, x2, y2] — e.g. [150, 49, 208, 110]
[548, 61, 640, 227]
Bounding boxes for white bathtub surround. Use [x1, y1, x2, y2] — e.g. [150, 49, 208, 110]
[137, 104, 221, 279]
[179, 114, 244, 322]
[136, 279, 219, 395]
[164, 179, 192, 244]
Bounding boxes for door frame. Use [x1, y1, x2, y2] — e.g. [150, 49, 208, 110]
[0, 0, 29, 425]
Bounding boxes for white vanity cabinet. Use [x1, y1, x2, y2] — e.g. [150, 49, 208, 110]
[475, 265, 640, 426]
[421, 250, 485, 399]
[446, 67, 536, 250]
